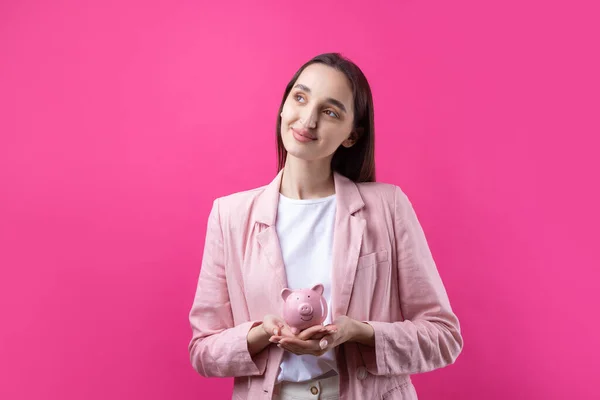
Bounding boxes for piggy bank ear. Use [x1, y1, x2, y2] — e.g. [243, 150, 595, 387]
[311, 284, 324, 296]
[281, 288, 292, 301]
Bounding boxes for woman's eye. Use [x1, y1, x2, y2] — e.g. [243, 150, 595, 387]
[295, 94, 305, 103]
[325, 110, 339, 118]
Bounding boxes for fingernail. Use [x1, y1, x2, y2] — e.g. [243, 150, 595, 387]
[273, 328, 279, 335]
[319, 339, 328, 349]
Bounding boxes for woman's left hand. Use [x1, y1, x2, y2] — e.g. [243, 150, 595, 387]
[270, 316, 357, 356]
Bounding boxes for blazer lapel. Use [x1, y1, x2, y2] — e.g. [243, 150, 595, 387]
[330, 172, 366, 319]
[254, 170, 288, 308]
[256, 226, 288, 296]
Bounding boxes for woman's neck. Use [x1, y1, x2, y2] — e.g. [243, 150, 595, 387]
[279, 156, 335, 200]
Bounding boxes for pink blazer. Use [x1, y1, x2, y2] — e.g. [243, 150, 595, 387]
[188, 171, 463, 399]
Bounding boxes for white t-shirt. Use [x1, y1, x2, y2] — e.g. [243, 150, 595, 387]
[275, 192, 338, 383]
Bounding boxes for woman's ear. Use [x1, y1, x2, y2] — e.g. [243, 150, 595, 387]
[342, 127, 364, 148]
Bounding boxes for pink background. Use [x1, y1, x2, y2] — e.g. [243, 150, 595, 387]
[1, 1, 598, 399]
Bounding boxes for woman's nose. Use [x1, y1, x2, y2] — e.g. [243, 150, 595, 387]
[300, 108, 318, 129]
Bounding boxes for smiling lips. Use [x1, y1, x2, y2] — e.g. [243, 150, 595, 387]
[300, 315, 314, 321]
[291, 127, 317, 142]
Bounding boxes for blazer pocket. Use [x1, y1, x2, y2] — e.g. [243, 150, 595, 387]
[357, 250, 388, 270]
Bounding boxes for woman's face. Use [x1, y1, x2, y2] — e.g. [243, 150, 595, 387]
[280, 63, 357, 163]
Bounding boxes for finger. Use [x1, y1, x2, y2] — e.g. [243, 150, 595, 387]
[269, 336, 282, 344]
[269, 334, 298, 344]
[319, 338, 329, 350]
[297, 325, 327, 340]
[306, 328, 339, 340]
[280, 338, 315, 349]
[279, 327, 299, 339]
[308, 332, 328, 340]
[280, 341, 325, 357]
[278, 343, 304, 356]
[287, 343, 321, 356]
[281, 338, 324, 355]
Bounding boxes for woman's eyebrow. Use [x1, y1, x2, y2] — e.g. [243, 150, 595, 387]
[293, 83, 348, 114]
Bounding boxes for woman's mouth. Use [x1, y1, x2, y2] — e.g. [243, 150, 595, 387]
[291, 127, 317, 143]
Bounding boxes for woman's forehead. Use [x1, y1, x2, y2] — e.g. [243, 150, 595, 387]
[295, 64, 353, 104]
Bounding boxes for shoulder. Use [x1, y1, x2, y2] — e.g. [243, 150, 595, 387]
[356, 181, 412, 208]
[215, 185, 266, 207]
[208, 184, 268, 221]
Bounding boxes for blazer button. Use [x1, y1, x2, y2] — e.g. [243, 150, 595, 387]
[356, 366, 368, 380]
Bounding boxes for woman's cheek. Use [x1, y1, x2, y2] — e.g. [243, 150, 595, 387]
[280, 103, 298, 124]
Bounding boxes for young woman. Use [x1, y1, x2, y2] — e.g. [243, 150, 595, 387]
[188, 53, 463, 400]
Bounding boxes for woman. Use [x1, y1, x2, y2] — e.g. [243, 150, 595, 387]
[188, 53, 463, 399]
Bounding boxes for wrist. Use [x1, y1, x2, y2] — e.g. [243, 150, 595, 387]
[254, 323, 271, 341]
[247, 323, 271, 356]
[350, 319, 375, 345]
[264, 323, 274, 339]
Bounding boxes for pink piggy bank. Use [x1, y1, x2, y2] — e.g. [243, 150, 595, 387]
[281, 284, 328, 334]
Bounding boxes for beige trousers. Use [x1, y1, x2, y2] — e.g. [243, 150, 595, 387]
[273, 375, 340, 400]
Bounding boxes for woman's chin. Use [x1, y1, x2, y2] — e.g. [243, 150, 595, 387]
[283, 141, 314, 160]
[285, 150, 316, 162]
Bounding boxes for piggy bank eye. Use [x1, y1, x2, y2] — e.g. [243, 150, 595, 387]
[308, 295, 311, 298]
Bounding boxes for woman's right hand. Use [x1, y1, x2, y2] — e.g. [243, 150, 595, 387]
[248, 314, 287, 356]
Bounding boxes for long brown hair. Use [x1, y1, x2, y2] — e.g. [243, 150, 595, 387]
[276, 53, 376, 182]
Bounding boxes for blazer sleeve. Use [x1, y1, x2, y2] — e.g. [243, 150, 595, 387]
[188, 198, 268, 377]
[359, 186, 463, 376]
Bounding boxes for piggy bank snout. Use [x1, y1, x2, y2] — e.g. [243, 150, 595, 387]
[298, 303, 314, 316]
